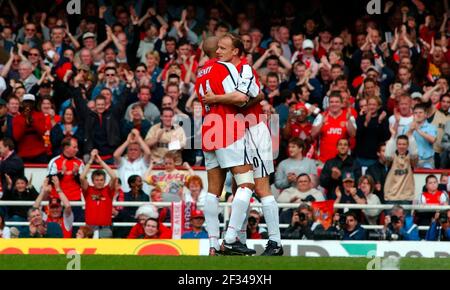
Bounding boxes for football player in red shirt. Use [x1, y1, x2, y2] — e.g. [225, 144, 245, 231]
[195, 36, 256, 256]
[203, 33, 283, 256]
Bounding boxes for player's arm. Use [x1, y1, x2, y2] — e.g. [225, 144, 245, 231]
[203, 90, 249, 107]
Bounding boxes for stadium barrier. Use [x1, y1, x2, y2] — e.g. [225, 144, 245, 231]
[0, 239, 449, 257]
[2, 201, 450, 231]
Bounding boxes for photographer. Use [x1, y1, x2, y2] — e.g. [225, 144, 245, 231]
[381, 214, 405, 241]
[281, 203, 324, 240]
[246, 209, 268, 240]
[384, 205, 419, 240]
[425, 210, 450, 241]
[328, 211, 367, 240]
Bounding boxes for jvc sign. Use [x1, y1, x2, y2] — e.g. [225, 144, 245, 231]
[367, 0, 381, 15]
[67, 0, 81, 15]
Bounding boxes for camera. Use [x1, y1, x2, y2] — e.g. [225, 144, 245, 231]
[390, 215, 400, 224]
[438, 211, 449, 224]
[298, 212, 306, 221]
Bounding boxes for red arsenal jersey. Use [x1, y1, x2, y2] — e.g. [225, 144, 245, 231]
[83, 185, 114, 226]
[195, 59, 245, 151]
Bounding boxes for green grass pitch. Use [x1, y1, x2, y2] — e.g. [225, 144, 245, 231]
[0, 255, 450, 270]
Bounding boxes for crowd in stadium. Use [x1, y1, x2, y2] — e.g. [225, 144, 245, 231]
[0, 0, 449, 242]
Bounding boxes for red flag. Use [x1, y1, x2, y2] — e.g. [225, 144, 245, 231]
[312, 200, 335, 230]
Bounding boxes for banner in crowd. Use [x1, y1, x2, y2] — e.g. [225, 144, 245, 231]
[1, 239, 449, 257]
[312, 200, 335, 229]
[171, 201, 196, 239]
[0, 239, 200, 255]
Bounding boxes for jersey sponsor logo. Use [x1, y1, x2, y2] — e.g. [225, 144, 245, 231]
[326, 127, 343, 135]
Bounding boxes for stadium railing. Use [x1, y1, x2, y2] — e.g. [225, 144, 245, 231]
[1, 201, 449, 231]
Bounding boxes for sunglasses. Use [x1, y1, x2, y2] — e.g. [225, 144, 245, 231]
[29, 53, 40, 56]
[105, 74, 115, 76]
[136, 70, 146, 73]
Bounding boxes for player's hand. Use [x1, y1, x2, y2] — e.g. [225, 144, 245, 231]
[203, 91, 216, 105]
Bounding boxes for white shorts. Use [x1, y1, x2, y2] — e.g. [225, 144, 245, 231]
[245, 122, 275, 179]
[204, 136, 247, 170]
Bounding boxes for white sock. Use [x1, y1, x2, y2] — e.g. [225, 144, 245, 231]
[204, 193, 220, 250]
[237, 206, 250, 244]
[261, 195, 281, 246]
[225, 186, 253, 243]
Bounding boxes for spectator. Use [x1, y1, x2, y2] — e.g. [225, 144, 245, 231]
[12, 93, 47, 163]
[388, 95, 413, 136]
[39, 96, 61, 156]
[426, 210, 450, 241]
[0, 212, 10, 239]
[5, 96, 21, 139]
[281, 203, 324, 240]
[33, 176, 73, 238]
[425, 93, 450, 168]
[383, 205, 419, 241]
[277, 173, 325, 204]
[145, 108, 187, 165]
[355, 96, 390, 167]
[184, 175, 207, 208]
[0, 137, 24, 196]
[0, 99, 8, 139]
[245, 209, 268, 240]
[50, 107, 84, 157]
[121, 175, 150, 222]
[138, 217, 163, 239]
[333, 171, 367, 215]
[124, 85, 160, 127]
[358, 175, 382, 225]
[181, 210, 208, 239]
[281, 103, 315, 156]
[400, 104, 437, 168]
[342, 211, 367, 240]
[275, 137, 317, 190]
[17, 61, 38, 93]
[320, 138, 360, 199]
[121, 103, 151, 139]
[3, 175, 38, 223]
[19, 207, 62, 238]
[144, 152, 194, 202]
[47, 137, 84, 220]
[113, 129, 151, 194]
[80, 149, 118, 238]
[127, 204, 172, 239]
[419, 174, 449, 205]
[384, 133, 418, 205]
[311, 91, 356, 164]
[366, 143, 387, 203]
[76, 226, 94, 239]
[73, 71, 132, 164]
[439, 119, 450, 168]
